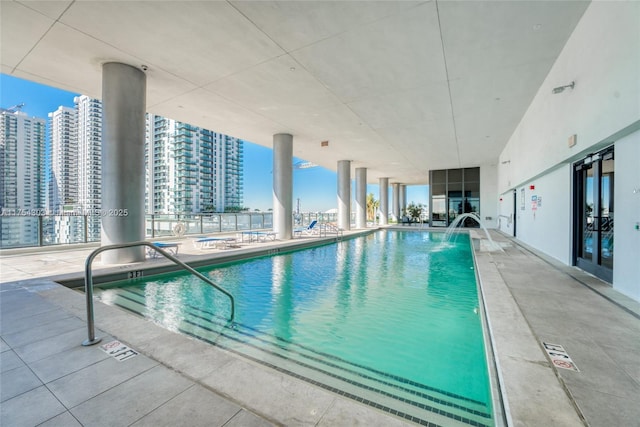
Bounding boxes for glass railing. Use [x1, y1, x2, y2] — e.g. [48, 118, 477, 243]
[0, 212, 274, 249]
[293, 212, 339, 227]
[0, 211, 363, 250]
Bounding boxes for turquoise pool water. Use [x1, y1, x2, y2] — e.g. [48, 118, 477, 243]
[97, 230, 493, 426]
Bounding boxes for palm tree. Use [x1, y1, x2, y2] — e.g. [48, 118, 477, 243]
[366, 193, 379, 222]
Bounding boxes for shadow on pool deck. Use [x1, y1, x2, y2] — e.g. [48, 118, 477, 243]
[1, 228, 639, 426]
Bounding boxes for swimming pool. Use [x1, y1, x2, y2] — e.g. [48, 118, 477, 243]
[96, 230, 495, 426]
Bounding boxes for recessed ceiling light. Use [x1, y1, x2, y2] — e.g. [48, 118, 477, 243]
[533, 24, 542, 31]
[290, 67, 296, 71]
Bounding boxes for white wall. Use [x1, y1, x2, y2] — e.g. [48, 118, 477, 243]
[480, 162, 498, 228]
[514, 165, 572, 265]
[498, 189, 515, 236]
[495, 2, 640, 300]
[614, 131, 640, 301]
[498, 1, 640, 193]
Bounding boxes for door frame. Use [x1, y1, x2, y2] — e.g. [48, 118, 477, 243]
[512, 189, 517, 237]
[572, 146, 614, 283]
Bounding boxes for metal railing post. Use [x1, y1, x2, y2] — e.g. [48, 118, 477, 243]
[82, 241, 235, 346]
[38, 216, 44, 246]
[83, 249, 101, 346]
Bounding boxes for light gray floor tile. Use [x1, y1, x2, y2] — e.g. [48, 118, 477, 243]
[0, 338, 10, 352]
[548, 336, 640, 400]
[497, 353, 583, 426]
[224, 409, 275, 427]
[38, 411, 83, 427]
[130, 384, 241, 427]
[0, 307, 74, 336]
[317, 398, 412, 427]
[0, 385, 66, 427]
[0, 350, 25, 373]
[570, 387, 640, 427]
[0, 291, 56, 321]
[600, 343, 640, 384]
[47, 351, 157, 408]
[581, 322, 640, 352]
[71, 365, 192, 426]
[133, 330, 235, 381]
[2, 316, 85, 348]
[0, 364, 42, 402]
[201, 359, 334, 426]
[29, 341, 111, 383]
[12, 327, 88, 364]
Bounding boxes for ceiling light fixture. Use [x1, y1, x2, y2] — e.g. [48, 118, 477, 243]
[552, 81, 575, 94]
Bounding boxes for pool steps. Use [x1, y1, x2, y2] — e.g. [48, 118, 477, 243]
[95, 287, 494, 427]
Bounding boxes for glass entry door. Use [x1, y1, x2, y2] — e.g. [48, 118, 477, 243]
[574, 148, 614, 282]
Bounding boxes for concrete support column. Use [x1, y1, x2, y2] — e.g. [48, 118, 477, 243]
[355, 167, 367, 229]
[337, 160, 351, 230]
[391, 183, 400, 222]
[101, 62, 146, 264]
[400, 184, 407, 215]
[379, 177, 389, 225]
[273, 133, 293, 240]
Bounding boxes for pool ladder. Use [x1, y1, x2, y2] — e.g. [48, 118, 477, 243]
[82, 241, 235, 346]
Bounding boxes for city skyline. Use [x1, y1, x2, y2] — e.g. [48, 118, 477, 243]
[1, 74, 429, 212]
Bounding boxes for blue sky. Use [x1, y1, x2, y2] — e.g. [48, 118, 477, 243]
[1, 73, 427, 212]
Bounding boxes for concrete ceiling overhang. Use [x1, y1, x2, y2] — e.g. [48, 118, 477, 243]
[1, 0, 590, 184]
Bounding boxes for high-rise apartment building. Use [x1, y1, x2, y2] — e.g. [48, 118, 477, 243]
[48, 105, 80, 243]
[0, 107, 46, 246]
[145, 114, 243, 214]
[75, 95, 102, 240]
[2, 100, 243, 247]
[48, 106, 77, 211]
[215, 132, 243, 211]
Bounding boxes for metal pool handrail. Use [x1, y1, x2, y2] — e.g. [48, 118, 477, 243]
[82, 241, 235, 346]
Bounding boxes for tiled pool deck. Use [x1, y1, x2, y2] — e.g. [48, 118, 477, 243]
[1, 228, 639, 426]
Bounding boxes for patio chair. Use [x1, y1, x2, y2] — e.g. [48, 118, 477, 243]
[254, 231, 277, 242]
[194, 237, 237, 250]
[147, 242, 182, 258]
[321, 222, 344, 237]
[293, 220, 318, 237]
[236, 230, 276, 243]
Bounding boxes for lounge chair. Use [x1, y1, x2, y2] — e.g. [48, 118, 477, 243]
[293, 220, 318, 237]
[254, 231, 277, 242]
[320, 222, 344, 237]
[147, 242, 181, 258]
[194, 237, 236, 250]
[237, 230, 276, 243]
